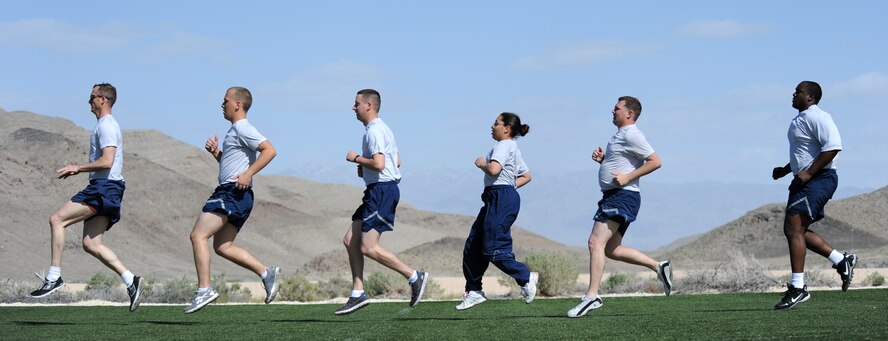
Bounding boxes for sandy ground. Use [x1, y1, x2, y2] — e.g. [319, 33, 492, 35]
[46, 268, 887, 300]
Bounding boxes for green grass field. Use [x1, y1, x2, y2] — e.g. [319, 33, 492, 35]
[3, 289, 887, 340]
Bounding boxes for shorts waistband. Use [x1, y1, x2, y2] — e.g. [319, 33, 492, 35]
[483, 185, 515, 191]
[88, 179, 126, 186]
[219, 182, 251, 189]
[602, 188, 639, 196]
[366, 181, 398, 189]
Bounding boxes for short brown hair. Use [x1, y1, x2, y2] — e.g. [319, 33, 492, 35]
[618, 96, 642, 119]
[228, 87, 253, 112]
[93, 83, 117, 107]
[357, 89, 381, 111]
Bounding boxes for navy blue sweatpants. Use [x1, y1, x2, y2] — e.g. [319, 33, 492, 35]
[462, 185, 531, 292]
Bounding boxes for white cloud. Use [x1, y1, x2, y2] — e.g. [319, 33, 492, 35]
[137, 32, 225, 62]
[831, 72, 888, 99]
[0, 18, 227, 63]
[255, 59, 387, 113]
[510, 41, 660, 71]
[0, 18, 136, 55]
[678, 20, 771, 38]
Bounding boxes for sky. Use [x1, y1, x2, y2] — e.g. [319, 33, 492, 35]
[2, 1, 887, 192]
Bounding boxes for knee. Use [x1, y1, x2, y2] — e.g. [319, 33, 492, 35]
[604, 245, 619, 259]
[587, 238, 606, 252]
[360, 244, 378, 258]
[342, 235, 352, 249]
[49, 214, 64, 229]
[82, 238, 100, 255]
[190, 230, 207, 245]
[214, 243, 232, 257]
[783, 223, 803, 238]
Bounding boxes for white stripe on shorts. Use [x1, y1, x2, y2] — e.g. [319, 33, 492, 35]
[364, 211, 395, 230]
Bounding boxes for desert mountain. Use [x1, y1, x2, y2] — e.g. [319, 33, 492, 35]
[0, 109, 571, 282]
[661, 186, 888, 266]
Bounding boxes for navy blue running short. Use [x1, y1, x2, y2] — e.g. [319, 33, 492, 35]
[202, 183, 254, 230]
[593, 188, 641, 235]
[786, 169, 837, 223]
[70, 179, 125, 231]
[351, 181, 399, 233]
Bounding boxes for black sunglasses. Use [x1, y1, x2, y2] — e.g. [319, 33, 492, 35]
[89, 94, 105, 101]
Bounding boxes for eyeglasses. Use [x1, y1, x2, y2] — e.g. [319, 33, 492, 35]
[89, 94, 105, 101]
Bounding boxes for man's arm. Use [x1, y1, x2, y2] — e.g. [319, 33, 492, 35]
[234, 140, 276, 190]
[205, 134, 222, 163]
[772, 163, 791, 180]
[792, 150, 840, 186]
[612, 152, 661, 186]
[591, 147, 605, 164]
[347, 151, 385, 172]
[57, 146, 116, 179]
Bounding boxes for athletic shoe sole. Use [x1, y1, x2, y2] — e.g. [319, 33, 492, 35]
[29, 282, 66, 298]
[129, 277, 143, 312]
[568, 297, 603, 318]
[184, 292, 220, 314]
[264, 267, 281, 304]
[410, 272, 429, 307]
[334, 300, 370, 315]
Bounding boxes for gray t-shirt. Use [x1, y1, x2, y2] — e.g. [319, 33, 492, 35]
[484, 139, 529, 188]
[89, 115, 124, 181]
[598, 124, 654, 192]
[788, 104, 842, 174]
[218, 119, 267, 186]
[361, 118, 401, 185]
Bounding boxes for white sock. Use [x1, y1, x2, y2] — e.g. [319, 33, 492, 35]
[261, 270, 268, 279]
[47, 266, 61, 281]
[791, 273, 805, 288]
[828, 250, 844, 265]
[120, 271, 134, 287]
[198, 287, 210, 295]
[408, 270, 419, 284]
[350, 290, 365, 298]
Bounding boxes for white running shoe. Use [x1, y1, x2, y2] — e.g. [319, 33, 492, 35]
[184, 288, 220, 314]
[521, 272, 539, 304]
[455, 290, 487, 311]
[262, 266, 281, 304]
[567, 296, 603, 318]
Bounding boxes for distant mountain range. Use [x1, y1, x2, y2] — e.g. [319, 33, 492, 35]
[277, 165, 873, 251]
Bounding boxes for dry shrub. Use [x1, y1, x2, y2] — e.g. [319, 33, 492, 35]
[140, 274, 251, 303]
[601, 272, 637, 294]
[680, 251, 780, 293]
[140, 276, 194, 303]
[277, 275, 351, 302]
[213, 275, 257, 303]
[422, 278, 451, 299]
[525, 253, 580, 296]
[365, 271, 409, 298]
[318, 277, 351, 299]
[79, 272, 127, 302]
[0, 278, 78, 304]
[496, 274, 521, 298]
[596, 272, 664, 295]
[277, 275, 324, 302]
[862, 272, 885, 287]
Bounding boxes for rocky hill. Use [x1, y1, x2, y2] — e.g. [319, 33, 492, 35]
[660, 186, 888, 267]
[0, 109, 571, 282]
